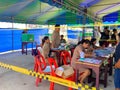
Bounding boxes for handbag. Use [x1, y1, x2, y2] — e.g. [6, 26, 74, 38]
[32, 49, 38, 56]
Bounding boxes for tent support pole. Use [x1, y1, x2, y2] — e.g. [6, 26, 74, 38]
[26, 23, 27, 29]
[82, 8, 87, 39]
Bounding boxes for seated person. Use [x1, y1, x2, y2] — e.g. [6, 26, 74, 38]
[77, 39, 85, 45]
[71, 39, 94, 84]
[36, 37, 45, 51]
[91, 38, 99, 50]
[60, 35, 66, 44]
[40, 38, 45, 48]
[42, 36, 51, 64]
[98, 41, 106, 49]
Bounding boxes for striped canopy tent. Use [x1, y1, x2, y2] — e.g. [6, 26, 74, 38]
[0, 0, 120, 25]
[103, 11, 120, 25]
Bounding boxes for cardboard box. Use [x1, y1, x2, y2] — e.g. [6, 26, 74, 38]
[55, 65, 74, 79]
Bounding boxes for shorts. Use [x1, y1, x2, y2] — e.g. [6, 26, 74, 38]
[114, 69, 120, 88]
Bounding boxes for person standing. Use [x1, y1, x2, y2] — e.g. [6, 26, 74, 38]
[111, 29, 117, 46]
[94, 27, 101, 46]
[51, 24, 60, 48]
[114, 33, 120, 90]
[51, 24, 61, 63]
[99, 27, 110, 47]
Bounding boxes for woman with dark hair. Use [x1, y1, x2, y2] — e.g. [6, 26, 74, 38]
[40, 38, 45, 48]
[77, 39, 85, 45]
[71, 39, 94, 84]
[42, 36, 51, 64]
[91, 38, 99, 49]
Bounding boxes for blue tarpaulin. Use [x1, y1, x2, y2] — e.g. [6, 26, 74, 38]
[0, 28, 48, 52]
[67, 30, 79, 39]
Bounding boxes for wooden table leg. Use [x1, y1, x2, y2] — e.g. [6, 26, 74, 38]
[104, 64, 108, 87]
[22, 42, 24, 54]
[109, 57, 113, 76]
[56, 52, 60, 66]
[58, 51, 62, 66]
[31, 42, 33, 55]
[93, 67, 100, 89]
[26, 43, 27, 55]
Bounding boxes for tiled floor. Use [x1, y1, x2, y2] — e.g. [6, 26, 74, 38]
[0, 51, 115, 90]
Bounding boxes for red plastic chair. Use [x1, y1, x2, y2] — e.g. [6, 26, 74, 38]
[48, 58, 75, 90]
[34, 54, 47, 86]
[60, 50, 72, 65]
[33, 50, 42, 72]
[34, 52, 58, 87]
[60, 50, 76, 85]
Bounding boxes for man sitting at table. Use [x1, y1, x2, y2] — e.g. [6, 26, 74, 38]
[114, 33, 120, 90]
[71, 39, 95, 84]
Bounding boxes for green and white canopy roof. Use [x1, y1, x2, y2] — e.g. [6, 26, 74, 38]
[0, 0, 119, 24]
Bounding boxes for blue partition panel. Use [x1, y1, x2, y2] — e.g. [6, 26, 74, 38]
[0, 28, 48, 53]
[67, 30, 79, 39]
[0, 29, 12, 52]
[13, 30, 23, 50]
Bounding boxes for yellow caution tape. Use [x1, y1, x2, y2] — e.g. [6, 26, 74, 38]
[0, 62, 103, 90]
[99, 39, 117, 42]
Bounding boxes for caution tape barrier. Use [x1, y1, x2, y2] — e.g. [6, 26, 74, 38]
[99, 40, 117, 42]
[0, 62, 103, 90]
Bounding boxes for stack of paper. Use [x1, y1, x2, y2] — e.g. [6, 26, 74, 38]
[94, 49, 111, 57]
[79, 58, 102, 64]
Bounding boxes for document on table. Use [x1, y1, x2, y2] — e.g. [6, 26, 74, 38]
[79, 58, 102, 64]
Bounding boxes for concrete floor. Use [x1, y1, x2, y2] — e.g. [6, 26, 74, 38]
[0, 51, 115, 90]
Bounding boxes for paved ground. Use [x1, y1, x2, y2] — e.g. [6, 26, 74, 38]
[0, 51, 114, 90]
